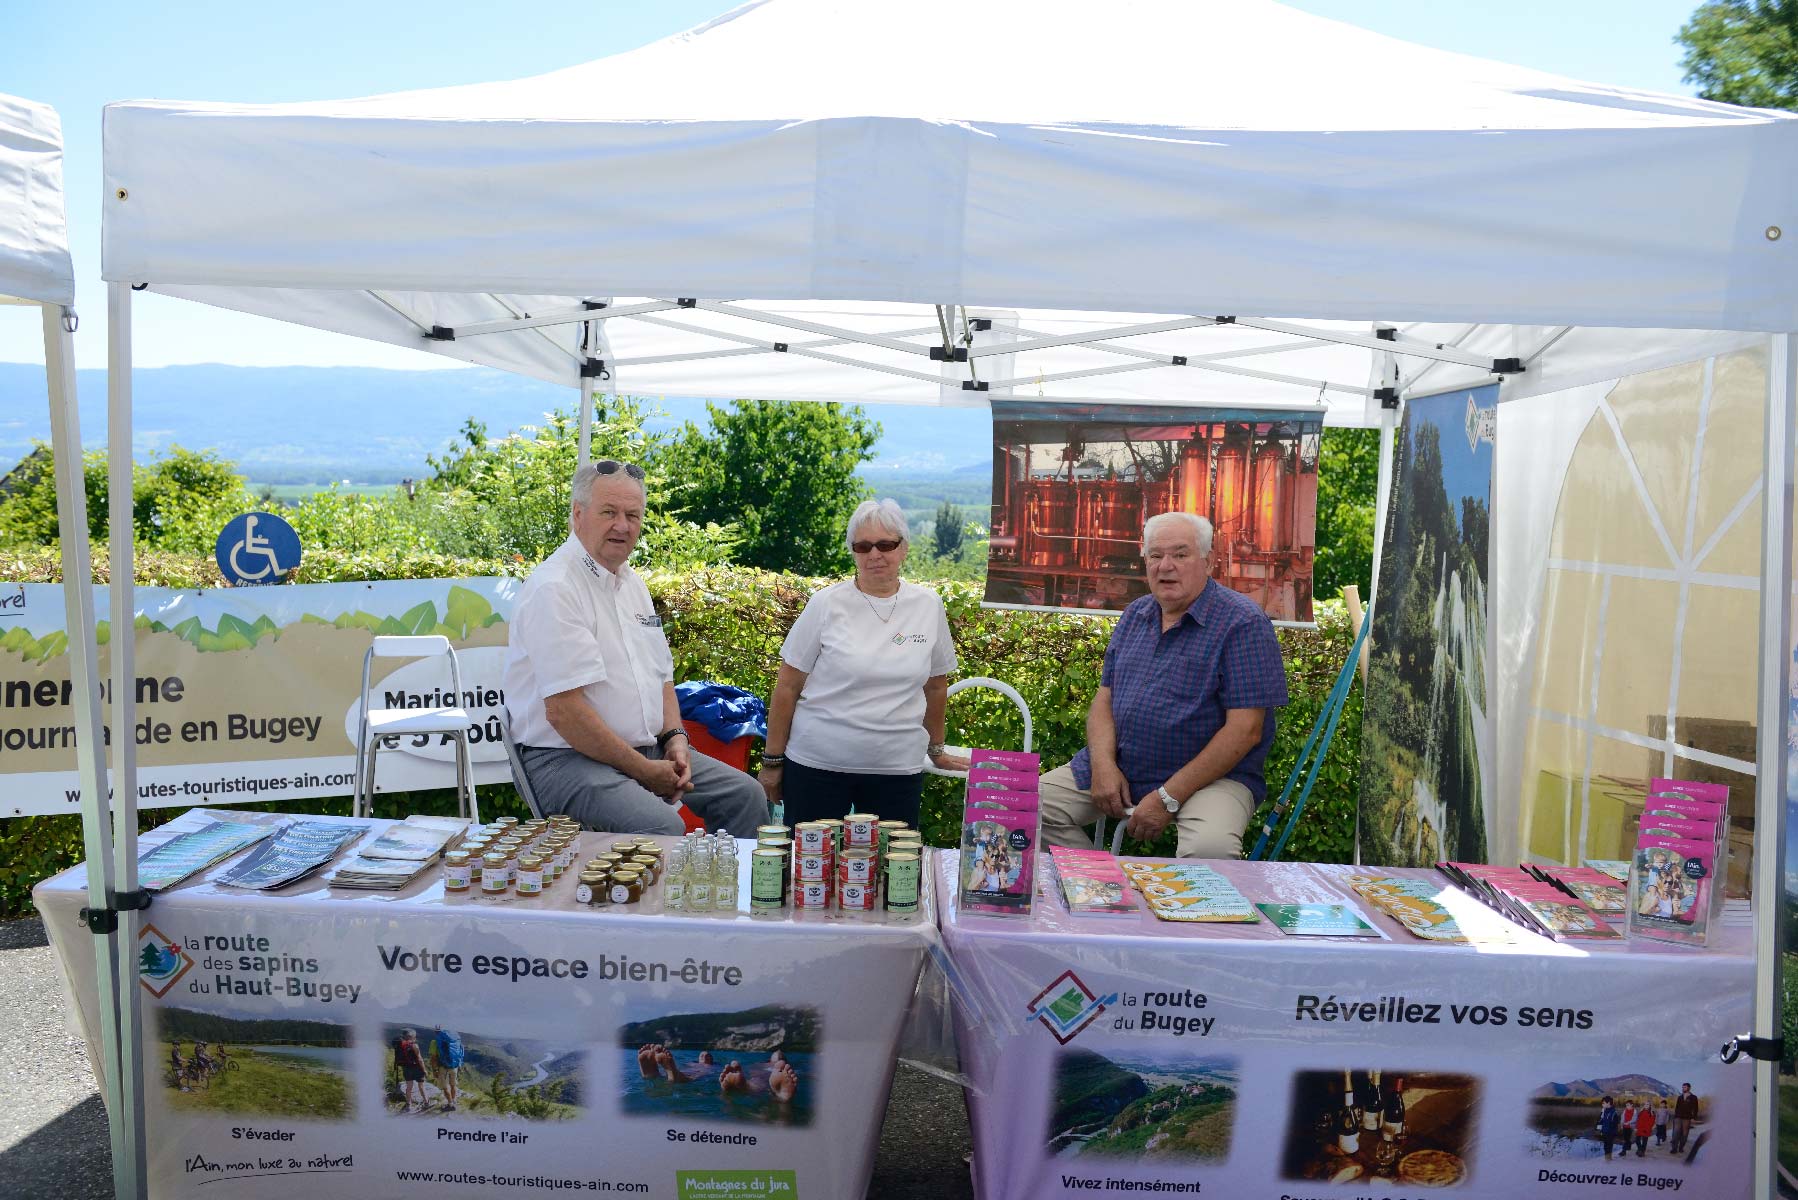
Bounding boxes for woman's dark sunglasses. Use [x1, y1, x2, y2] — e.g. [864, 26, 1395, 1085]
[596, 459, 646, 480]
[852, 539, 903, 554]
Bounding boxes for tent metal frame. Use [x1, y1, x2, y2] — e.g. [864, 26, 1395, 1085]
[53, 270, 1794, 1200]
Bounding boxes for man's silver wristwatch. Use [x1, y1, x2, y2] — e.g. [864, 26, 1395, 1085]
[1157, 785, 1182, 814]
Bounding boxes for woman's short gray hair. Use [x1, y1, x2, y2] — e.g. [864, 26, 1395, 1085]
[1142, 511, 1214, 555]
[845, 498, 909, 552]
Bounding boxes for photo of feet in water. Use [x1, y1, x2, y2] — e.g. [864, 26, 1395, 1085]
[1527, 1071, 1712, 1167]
[618, 1004, 818, 1127]
[381, 1024, 583, 1122]
[1047, 1048, 1236, 1162]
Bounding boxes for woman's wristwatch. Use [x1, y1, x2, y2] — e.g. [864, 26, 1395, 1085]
[927, 741, 948, 759]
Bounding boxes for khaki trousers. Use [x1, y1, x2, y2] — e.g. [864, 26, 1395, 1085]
[1037, 763, 1255, 860]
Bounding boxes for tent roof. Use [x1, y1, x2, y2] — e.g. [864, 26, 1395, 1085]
[101, 0, 1798, 418]
[0, 94, 74, 308]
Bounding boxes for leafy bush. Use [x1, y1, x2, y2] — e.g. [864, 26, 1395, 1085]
[1, 559, 1361, 917]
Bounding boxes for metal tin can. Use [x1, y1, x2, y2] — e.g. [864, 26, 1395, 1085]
[877, 819, 908, 854]
[750, 849, 786, 909]
[793, 822, 831, 854]
[515, 855, 544, 895]
[839, 848, 877, 886]
[443, 851, 472, 891]
[884, 852, 921, 913]
[886, 835, 923, 858]
[794, 850, 831, 882]
[481, 852, 510, 893]
[838, 879, 876, 912]
[755, 824, 791, 842]
[844, 813, 879, 847]
[793, 878, 831, 909]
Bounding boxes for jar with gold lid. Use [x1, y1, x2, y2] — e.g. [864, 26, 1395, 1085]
[443, 850, 472, 892]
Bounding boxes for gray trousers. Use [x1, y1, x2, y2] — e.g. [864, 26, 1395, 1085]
[518, 743, 768, 838]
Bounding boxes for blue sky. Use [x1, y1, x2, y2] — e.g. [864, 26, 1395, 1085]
[2, 0, 1707, 370]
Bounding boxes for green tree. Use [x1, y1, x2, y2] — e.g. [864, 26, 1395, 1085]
[424, 398, 741, 566]
[1312, 427, 1380, 602]
[0, 442, 257, 554]
[1678, 1, 1798, 110]
[932, 499, 966, 559]
[663, 400, 880, 575]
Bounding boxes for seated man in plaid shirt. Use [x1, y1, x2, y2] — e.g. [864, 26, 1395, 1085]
[1040, 511, 1289, 859]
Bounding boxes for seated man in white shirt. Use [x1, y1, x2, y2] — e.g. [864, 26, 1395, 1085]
[503, 460, 768, 836]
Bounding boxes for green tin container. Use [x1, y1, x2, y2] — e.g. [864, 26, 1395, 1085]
[751, 848, 788, 911]
[884, 852, 921, 913]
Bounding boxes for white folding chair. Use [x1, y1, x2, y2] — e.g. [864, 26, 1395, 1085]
[923, 676, 1034, 778]
[353, 635, 478, 823]
[497, 706, 545, 821]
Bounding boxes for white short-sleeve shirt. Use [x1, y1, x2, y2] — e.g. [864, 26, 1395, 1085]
[504, 536, 673, 749]
[780, 580, 957, 774]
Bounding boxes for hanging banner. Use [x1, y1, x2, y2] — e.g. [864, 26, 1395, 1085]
[0, 579, 520, 817]
[35, 813, 934, 1200]
[984, 401, 1322, 622]
[1361, 385, 1497, 865]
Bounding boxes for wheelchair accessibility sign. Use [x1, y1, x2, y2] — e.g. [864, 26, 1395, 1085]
[215, 511, 302, 585]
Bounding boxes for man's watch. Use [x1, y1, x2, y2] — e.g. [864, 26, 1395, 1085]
[1157, 785, 1182, 814]
[655, 727, 689, 751]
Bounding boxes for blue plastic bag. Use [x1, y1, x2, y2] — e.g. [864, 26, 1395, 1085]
[674, 681, 767, 743]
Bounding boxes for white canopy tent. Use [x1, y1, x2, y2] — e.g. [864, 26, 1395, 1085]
[81, 0, 1797, 1193]
[2, 92, 145, 1200]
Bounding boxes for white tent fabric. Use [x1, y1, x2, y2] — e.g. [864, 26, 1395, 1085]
[0, 93, 74, 307]
[103, 0, 1798, 399]
[87, 4, 1798, 1189]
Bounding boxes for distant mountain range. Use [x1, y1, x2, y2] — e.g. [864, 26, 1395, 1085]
[1532, 1074, 1675, 1100]
[0, 362, 992, 482]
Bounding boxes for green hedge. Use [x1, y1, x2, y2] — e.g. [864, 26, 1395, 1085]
[0, 557, 1361, 918]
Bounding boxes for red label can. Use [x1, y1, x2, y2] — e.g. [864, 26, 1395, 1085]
[838, 879, 876, 912]
[793, 879, 831, 909]
[839, 849, 877, 885]
[794, 850, 832, 881]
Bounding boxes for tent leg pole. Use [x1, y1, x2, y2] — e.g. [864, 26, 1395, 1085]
[1356, 404, 1399, 868]
[576, 357, 593, 466]
[44, 301, 138, 1200]
[106, 283, 148, 1200]
[1752, 332, 1796, 1200]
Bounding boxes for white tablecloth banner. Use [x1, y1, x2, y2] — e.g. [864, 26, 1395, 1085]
[36, 812, 935, 1200]
[936, 856, 1753, 1200]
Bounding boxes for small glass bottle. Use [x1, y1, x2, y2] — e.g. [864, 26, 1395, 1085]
[688, 842, 714, 912]
[664, 844, 688, 912]
[713, 846, 738, 911]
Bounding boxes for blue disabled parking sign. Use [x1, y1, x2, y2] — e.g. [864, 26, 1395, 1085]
[216, 512, 302, 585]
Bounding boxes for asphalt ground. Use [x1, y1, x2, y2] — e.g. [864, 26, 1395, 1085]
[0, 915, 974, 1200]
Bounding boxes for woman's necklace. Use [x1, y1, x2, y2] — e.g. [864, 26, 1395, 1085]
[859, 584, 901, 624]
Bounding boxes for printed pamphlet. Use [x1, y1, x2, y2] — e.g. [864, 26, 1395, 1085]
[1256, 902, 1382, 938]
[138, 817, 275, 892]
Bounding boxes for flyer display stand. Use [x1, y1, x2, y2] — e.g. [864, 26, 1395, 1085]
[937, 854, 1753, 1200]
[35, 811, 935, 1200]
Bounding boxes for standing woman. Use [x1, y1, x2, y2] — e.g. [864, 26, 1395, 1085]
[759, 499, 965, 826]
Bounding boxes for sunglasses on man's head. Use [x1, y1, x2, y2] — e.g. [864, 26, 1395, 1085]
[596, 459, 646, 480]
[852, 539, 903, 554]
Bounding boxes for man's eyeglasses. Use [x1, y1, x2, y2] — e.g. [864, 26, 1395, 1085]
[595, 459, 646, 480]
[852, 539, 903, 554]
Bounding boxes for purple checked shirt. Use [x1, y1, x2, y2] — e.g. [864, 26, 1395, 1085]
[1072, 580, 1289, 803]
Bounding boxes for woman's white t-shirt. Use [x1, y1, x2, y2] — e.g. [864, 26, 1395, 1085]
[780, 580, 957, 775]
